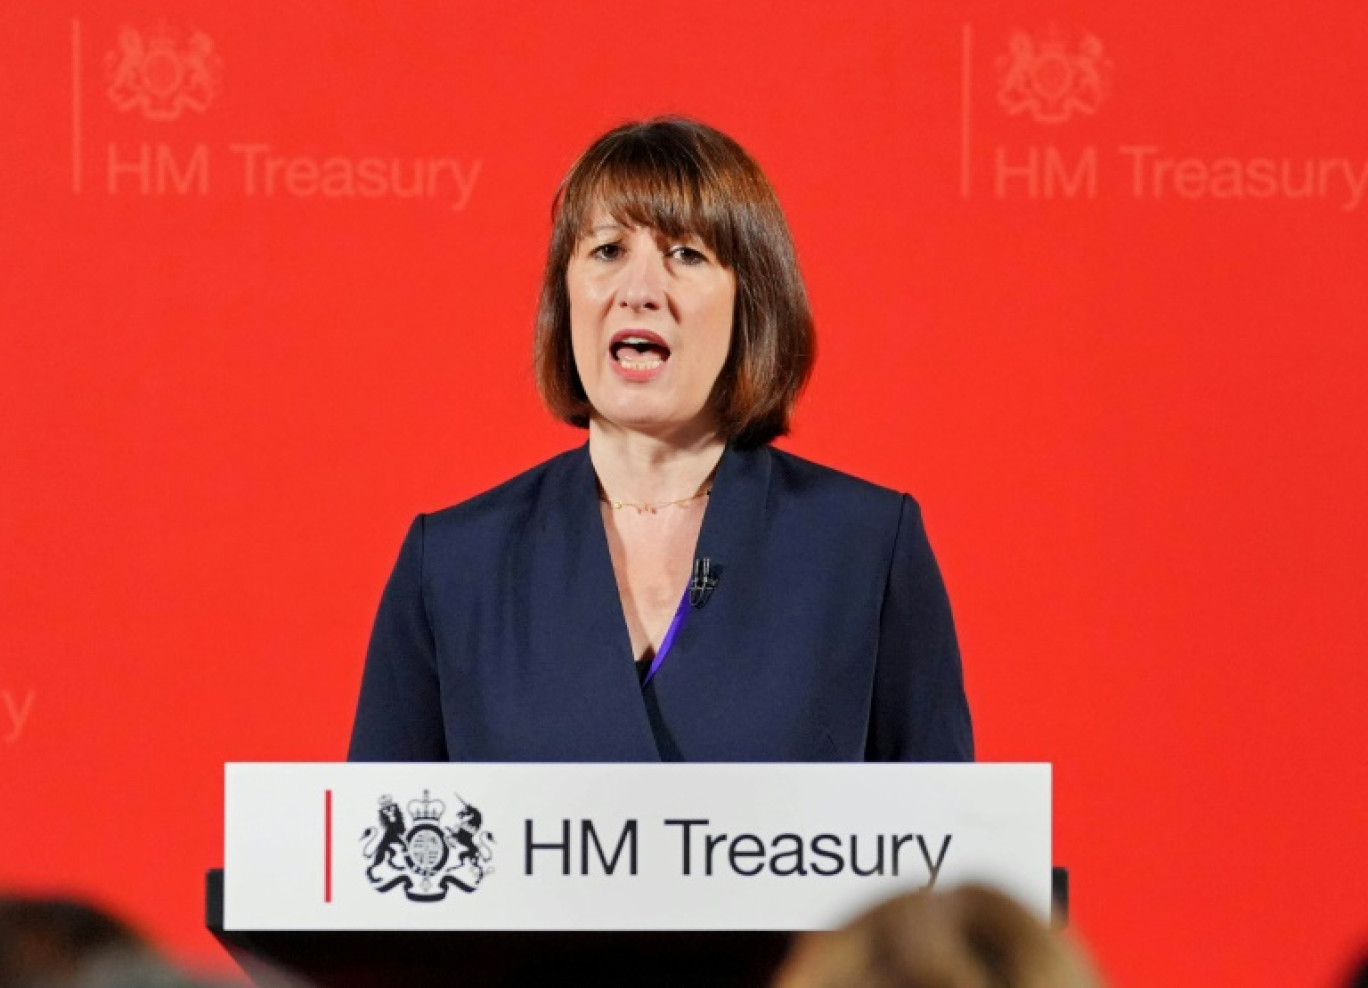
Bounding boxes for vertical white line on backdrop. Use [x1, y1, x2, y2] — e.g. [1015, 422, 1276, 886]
[960, 24, 972, 198]
[72, 19, 82, 194]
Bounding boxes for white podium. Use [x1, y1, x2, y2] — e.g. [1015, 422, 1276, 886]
[214, 763, 1053, 985]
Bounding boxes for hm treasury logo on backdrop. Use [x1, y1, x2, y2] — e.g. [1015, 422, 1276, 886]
[105, 24, 222, 121]
[360, 790, 496, 902]
[70, 18, 482, 208]
[959, 22, 1368, 210]
[2, 689, 35, 744]
[996, 27, 1111, 125]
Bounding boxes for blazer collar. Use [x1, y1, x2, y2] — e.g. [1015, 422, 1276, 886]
[554, 441, 776, 759]
[694, 441, 773, 575]
[566, 439, 774, 604]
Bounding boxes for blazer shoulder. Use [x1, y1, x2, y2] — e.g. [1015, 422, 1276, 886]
[421, 446, 584, 541]
[763, 445, 911, 515]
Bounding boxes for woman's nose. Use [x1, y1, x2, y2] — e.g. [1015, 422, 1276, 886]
[618, 249, 665, 310]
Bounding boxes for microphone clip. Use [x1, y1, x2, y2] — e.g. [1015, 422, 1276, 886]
[688, 557, 719, 608]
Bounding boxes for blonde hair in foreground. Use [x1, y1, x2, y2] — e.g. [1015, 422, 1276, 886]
[773, 883, 1106, 988]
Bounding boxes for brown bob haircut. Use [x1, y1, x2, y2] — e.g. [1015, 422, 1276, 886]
[534, 117, 815, 448]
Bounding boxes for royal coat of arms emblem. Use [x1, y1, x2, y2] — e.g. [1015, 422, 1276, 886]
[360, 790, 496, 902]
[105, 24, 223, 122]
[997, 28, 1112, 124]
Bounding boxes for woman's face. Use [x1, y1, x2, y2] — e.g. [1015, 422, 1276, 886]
[567, 209, 735, 442]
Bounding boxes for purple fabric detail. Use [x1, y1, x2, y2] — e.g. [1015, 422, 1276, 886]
[642, 590, 691, 688]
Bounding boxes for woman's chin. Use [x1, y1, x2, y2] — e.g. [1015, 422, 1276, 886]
[590, 406, 718, 445]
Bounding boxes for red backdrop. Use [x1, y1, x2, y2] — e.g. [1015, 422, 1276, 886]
[2, 3, 1366, 984]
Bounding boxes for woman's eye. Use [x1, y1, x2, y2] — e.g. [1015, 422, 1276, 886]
[668, 245, 708, 265]
[589, 243, 623, 261]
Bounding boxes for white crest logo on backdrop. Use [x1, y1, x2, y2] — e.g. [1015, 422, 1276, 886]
[996, 27, 1112, 124]
[105, 24, 223, 122]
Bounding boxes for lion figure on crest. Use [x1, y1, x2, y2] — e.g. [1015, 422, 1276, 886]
[361, 797, 407, 882]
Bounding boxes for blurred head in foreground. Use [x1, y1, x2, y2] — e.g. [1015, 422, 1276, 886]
[773, 884, 1105, 988]
[0, 895, 236, 988]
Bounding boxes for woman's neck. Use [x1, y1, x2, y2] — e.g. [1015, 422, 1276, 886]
[587, 419, 726, 505]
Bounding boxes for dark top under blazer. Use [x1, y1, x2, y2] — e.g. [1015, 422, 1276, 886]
[348, 443, 973, 763]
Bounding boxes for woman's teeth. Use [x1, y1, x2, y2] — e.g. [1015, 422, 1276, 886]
[612, 338, 669, 369]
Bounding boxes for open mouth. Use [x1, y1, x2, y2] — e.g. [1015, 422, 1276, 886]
[609, 331, 671, 370]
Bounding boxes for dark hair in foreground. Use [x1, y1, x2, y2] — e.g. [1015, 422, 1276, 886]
[0, 895, 235, 987]
[773, 884, 1106, 988]
[535, 117, 815, 448]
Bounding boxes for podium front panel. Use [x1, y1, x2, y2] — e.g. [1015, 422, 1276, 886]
[225, 762, 1050, 931]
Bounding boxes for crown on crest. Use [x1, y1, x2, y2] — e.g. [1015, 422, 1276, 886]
[407, 789, 446, 821]
[144, 20, 179, 53]
[1036, 25, 1067, 55]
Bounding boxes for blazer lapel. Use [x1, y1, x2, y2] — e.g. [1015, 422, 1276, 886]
[549, 444, 664, 761]
[692, 443, 773, 579]
[643, 444, 774, 755]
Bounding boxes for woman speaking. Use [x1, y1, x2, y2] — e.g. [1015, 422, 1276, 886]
[348, 118, 973, 763]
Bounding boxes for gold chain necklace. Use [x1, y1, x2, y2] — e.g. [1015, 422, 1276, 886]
[598, 485, 712, 515]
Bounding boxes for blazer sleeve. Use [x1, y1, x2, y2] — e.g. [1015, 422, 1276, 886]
[866, 495, 975, 762]
[347, 515, 449, 761]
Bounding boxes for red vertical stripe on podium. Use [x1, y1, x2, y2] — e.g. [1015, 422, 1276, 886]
[324, 789, 333, 903]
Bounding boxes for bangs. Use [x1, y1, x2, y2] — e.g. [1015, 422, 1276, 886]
[555, 129, 737, 262]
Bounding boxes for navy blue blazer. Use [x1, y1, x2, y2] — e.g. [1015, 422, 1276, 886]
[347, 443, 973, 762]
